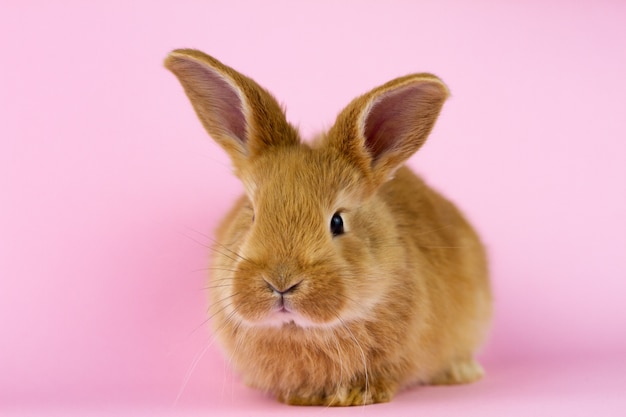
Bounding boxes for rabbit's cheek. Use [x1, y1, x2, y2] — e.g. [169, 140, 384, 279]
[231, 284, 276, 323]
[290, 288, 346, 325]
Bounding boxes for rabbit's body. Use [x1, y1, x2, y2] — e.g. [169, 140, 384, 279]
[166, 49, 491, 405]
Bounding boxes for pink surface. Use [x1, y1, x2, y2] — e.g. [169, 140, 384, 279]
[1, 1, 625, 415]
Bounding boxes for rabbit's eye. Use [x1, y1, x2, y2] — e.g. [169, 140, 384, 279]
[330, 212, 344, 237]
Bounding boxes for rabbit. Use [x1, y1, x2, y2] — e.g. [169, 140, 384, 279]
[164, 49, 492, 406]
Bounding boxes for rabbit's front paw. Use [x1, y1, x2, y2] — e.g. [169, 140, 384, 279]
[430, 358, 485, 385]
[279, 377, 395, 406]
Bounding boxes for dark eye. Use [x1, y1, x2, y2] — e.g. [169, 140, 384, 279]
[330, 212, 344, 237]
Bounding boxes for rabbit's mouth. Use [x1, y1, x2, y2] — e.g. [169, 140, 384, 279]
[276, 295, 294, 313]
[230, 270, 348, 328]
[264, 309, 307, 328]
[259, 298, 336, 329]
[268, 297, 305, 323]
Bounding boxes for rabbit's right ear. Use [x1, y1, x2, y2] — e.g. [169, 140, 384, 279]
[165, 49, 299, 169]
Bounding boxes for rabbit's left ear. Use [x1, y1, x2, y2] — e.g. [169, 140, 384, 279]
[327, 74, 449, 187]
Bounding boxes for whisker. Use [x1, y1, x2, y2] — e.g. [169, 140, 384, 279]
[182, 230, 250, 266]
[413, 224, 454, 236]
[374, 243, 472, 250]
[172, 339, 212, 408]
[211, 241, 251, 264]
[207, 276, 236, 284]
[182, 294, 241, 342]
[190, 266, 239, 274]
[419, 246, 468, 249]
[207, 292, 241, 315]
[337, 316, 369, 406]
[210, 308, 241, 342]
[200, 283, 233, 291]
[325, 329, 344, 407]
[179, 231, 212, 249]
[185, 227, 254, 264]
[209, 247, 246, 265]
[173, 307, 242, 408]
[222, 321, 244, 402]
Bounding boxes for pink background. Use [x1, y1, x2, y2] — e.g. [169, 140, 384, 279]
[1, 1, 625, 415]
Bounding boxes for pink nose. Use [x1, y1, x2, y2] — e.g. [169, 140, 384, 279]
[264, 279, 300, 295]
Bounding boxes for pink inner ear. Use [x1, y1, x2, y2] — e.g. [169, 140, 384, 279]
[363, 83, 440, 162]
[173, 58, 247, 144]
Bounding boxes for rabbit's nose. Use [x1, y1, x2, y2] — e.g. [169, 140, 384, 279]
[264, 279, 300, 295]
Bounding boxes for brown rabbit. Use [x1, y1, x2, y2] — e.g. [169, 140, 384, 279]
[165, 49, 491, 406]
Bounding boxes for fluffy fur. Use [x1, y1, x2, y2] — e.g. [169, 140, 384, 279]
[165, 49, 492, 406]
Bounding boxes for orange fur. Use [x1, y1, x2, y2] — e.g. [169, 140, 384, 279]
[165, 49, 491, 406]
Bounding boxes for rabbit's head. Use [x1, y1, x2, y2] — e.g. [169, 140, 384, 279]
[165, 49, 448, 329]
